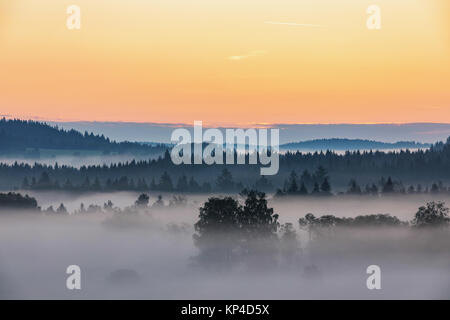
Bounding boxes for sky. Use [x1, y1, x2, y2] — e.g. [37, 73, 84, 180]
[1, 0, 449, 126]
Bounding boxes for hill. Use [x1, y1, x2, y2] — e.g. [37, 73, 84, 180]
[280, 138, 430, 151]
[0, 118, 167, 157]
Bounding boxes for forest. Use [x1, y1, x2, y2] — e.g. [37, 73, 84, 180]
[2, 119, 450, 192]
[280, 138, 430, 151]
[0, 136, 450, 192]
[0, 118, 167, 156]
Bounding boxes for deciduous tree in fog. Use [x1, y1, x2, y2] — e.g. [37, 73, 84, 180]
[194, 190, 279, 269]
[135, 193, 150, 208]
[279, 223, 301, 265]
[412, 201, 450, 228]
[0, 192, 39, 212]
[194, 196, 241, 268]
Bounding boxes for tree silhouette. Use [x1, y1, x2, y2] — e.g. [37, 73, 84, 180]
[0, 118, 166, 156]
[216, 168, 234, 192]
[382, 177, 394, 193]
[311, 182, 320, 195]
[314, 166, 328, 184]
[21, 177, 29, 189]
[299, 182, 308, 195]
[56, 203, 68, 215]
[194, 196, 241, 267]
[412, 201, 450, 228]
[254, 175, 273, 192]
[136, 178, 148, 191]
[189, 176, 200, 192]
[153, 195, 165, 208]
[176, 175, 189, 192]
[158, 172, 173, 191]
[37, 172, 52, 189]
[320, 177, 331, 195]
[347, 179, 362, 195]
[286, 170, 298, 194]
[239, 189, 279, 240]
[300, 169, 313, 189]
[279, 223, 300, 265]
[0, 192, 39, 212]
[135, 193, 150, 208]
[194, 190, 279, 268]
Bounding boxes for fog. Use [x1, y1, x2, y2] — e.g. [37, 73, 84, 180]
[0, 193, 449, 299]
[24, 190, 450, 223]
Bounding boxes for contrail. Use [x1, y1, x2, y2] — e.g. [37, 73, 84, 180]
[264, 21, 326, 28]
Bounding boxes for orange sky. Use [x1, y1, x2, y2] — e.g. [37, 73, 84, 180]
[0, 0, 449, 126]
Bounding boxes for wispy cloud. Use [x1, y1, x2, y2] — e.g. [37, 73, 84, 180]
[264, 21, 326, 28]
[228, 50, 267, 61]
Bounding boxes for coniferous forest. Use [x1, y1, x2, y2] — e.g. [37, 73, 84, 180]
[1, 124, 450, 300]
[1, 120, 450, 300]
[1, 119, 450, 193]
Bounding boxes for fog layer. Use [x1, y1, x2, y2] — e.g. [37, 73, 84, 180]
[0, 193, 449, 299]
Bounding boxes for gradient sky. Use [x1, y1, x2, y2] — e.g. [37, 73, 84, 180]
[1, 0, 449, 126]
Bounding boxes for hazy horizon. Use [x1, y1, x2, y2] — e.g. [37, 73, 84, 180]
[43, 121, 450, 144]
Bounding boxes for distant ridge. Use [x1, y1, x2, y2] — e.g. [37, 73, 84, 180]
[49, 121, 450, 144]
[280, 138, 430, 151]
[0, 118, 166, 156]
[0, 119, 432, 156]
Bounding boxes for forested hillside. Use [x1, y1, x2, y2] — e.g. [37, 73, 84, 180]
[281, 138, 430, 151]
[0, 118, 166, 156]
[0, 137, 450, 192]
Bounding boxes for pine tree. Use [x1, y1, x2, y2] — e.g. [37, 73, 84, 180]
[176, 175, 189, 192]
[286, 170, 298, 194]
[216, 168, 234, 192]
[383, 177, 394, 193]
[150, 178, 157, 190]
[189, 176, 200, 192]
[299, 182, 308, 195]
[320, 177, 331, 195]
[312, 182, 320, 195]
[21, 177, 29, 189]
[158, 172, 173, 191]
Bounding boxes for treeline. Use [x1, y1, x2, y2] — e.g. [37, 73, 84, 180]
[193, 193, 449, 269]
[0, 192, 40, 211]
[13, 164, 450, 197]
[281, 138, 430, 151]
[298, 201, 450, 239]
[0, 192, 188, 215]
[1, 191, 448, 231]
[19, 170, 218, 193]
[0, 118, 166, 156]
[42, 194, 189, 216]
[1, 132, 450, 191]
[275, 167, 450, 197]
